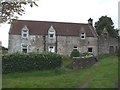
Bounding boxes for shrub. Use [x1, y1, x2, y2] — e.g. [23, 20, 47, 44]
[2, 52, 62, 74]
[70, 49, 80, 58]
[81, 52, 93, 57]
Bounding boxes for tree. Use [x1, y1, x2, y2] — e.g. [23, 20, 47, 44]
[70, 49, 80, 58]
[0, 0, 38, 23]
[95, 15, 117, 37]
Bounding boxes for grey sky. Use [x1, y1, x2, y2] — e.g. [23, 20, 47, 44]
[0, 0, 119, 47]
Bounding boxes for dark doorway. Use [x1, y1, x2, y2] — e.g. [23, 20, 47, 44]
[109, 46, 114, 54]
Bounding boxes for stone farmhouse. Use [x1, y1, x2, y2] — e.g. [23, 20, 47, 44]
[98, 28, 118, 54]
[8, 18, 98, 56]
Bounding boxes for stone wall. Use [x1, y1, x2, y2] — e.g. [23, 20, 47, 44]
[98, 36, 118, 55]
[8, 35, 45, 53]
[70, 56, 97, 69]
[57, 36, 98, 56]
[8, 34, 98, 56]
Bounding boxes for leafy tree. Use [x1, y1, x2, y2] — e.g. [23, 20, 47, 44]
[95, 15, 117, 37]
[0, 0, 38, 23]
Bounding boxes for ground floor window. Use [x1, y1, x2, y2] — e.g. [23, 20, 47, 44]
[21, 44, 28, 53]
[48, 46, 55, 52]
[88, 47, 93, 53]
[73, 46, 78, 50]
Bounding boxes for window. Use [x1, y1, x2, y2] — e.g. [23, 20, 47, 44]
[22, 30, 29, 38]
[21, 44, 28, 53]
[21, 26, 29, 38]
[73, 46, 78, 50]
[48, 46, 55, 52]
[48, 26, 56, 39]
[23, 33, 27, 37]
[49, 32, 55, 38]
[49, 34, 54, 38]
[81, 33, 85, 39]
[88, 47, 93, 53]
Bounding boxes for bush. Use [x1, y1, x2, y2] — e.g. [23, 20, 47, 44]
[2, 52, 62, 74]
[81, 52, 93, 57]
[70, 49, 80, 58]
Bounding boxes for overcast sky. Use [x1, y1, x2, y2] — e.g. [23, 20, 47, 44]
[0, 0, 119, 48]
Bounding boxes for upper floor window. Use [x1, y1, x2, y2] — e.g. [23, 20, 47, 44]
[21, 25, 29, 38]
[81, 33, 85, 39]
[48, 26, 56, 39]
[49, 33, 54, 38]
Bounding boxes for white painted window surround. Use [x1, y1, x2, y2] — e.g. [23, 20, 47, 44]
[21, 25, 29, 38]
[48, 26, 56, 39]
[48, 46, 55, 52]
[73, 46, 78, 50]
[21, 44, 28, 53]
[81, 33, 86, 39]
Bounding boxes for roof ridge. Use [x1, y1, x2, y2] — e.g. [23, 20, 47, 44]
[16, 19, 88, 25]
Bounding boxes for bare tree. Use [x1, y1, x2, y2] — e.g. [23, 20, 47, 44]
[0, 0, 38, 23]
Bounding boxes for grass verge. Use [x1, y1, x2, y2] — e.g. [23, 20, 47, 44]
[2, 54, 118, 88]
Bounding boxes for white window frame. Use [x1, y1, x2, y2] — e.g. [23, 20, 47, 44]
[48, 46, 55, 52]
[21, 44, 28, 53]
[49, 32, 55, 38]
[21, 26, 29, 38]
[48, 26, 56, 39]
[81, 33, 86, 39]
[73, 46, 78, 50]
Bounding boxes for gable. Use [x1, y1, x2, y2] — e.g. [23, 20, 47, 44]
[9, 20, 97, 37]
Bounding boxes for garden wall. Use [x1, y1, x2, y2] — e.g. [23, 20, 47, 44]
[71, 56, 97, 69]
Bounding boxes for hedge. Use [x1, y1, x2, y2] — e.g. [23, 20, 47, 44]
[2, 52, 62, 74]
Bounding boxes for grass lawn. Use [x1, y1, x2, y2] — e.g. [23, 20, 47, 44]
[2, 54, 118, 88]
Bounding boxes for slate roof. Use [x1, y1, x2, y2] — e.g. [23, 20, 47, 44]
[9, 20, 97, 37]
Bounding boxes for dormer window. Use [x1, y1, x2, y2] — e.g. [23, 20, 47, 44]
[49, 33, 54, 38]
[21, 25, 29, 38]
[81, 33, 85, 39]
[48, 26, 56, 39]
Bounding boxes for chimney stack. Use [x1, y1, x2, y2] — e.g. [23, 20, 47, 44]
[88, 18, 93, 26]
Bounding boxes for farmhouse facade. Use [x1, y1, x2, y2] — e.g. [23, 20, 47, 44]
[8, 19, 98, 56]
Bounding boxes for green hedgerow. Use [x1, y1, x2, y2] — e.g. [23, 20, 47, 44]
[2, 52, 63, 74]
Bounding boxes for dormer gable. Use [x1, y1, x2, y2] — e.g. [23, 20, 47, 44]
[21, 25, 29, 38]
[80, 27, 86, 39]
[48, 26, 56, 38]
[101, 27, 109, 39]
